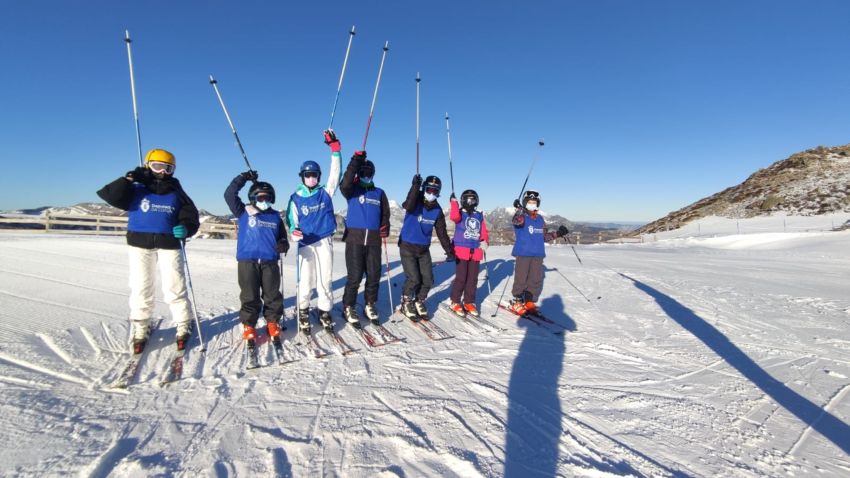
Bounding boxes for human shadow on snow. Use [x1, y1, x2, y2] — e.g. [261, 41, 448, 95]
[622, 272, 850, 456]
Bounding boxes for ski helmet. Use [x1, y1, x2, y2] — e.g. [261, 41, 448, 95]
[248, 181, 276, 204]
[522, 189, 540, 208]
[460, 189, 479, 209]
[422, 175, 442, 195]
[358, 160, 376, 179]
[299, 160, 322, 179]
[144, 148, 176, 174]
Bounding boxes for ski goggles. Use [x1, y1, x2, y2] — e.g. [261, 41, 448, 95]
[148, 161, 175, 174]
[253, 193, 272, 203]
[302, 171, 319, 179]
[524, 190, 540, 201]
[424, 186, 440, 196]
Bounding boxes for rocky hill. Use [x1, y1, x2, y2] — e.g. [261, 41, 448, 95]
[638, 143, 850, 234]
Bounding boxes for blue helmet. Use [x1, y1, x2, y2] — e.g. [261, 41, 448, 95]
[299, 160, 321, 178]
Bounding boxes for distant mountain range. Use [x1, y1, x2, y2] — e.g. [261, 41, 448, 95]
[3, 201, 635, 243]
[638, 143, 850, 234]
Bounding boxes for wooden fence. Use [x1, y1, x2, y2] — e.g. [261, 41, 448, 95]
[0, 214, 237, 238]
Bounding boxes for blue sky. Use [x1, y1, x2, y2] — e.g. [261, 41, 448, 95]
[2, 1, 850, 222]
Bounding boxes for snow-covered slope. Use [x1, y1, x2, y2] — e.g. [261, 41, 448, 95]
[0, 230, 848, 476]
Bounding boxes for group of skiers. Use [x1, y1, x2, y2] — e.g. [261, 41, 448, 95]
[97, 130, 570, 352]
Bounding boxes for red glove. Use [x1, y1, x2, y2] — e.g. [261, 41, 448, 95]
[291, 229, 303, 242]
[379, 224, 389, 238]
[324, 129, 341, 153]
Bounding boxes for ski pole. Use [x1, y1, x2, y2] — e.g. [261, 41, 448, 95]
[361, 41, 390, 151]
[295, 245, 301, 318]
[279, 254, 287, 322]
[124, 30, 143, 167]
[516, 139, 545, 202]
[445, 112, 455, 196]
[209, 75, 254, 172]
[415, 72, 421, 175]
[550, 266, 593, 303]
[564, 235, 583, 265]
[491, 269, 513, 318]
[382, 237, 395, 313]
[328, 26, 356, 130]
[179, 241, 207, 352]
[482, 251, 492, 295]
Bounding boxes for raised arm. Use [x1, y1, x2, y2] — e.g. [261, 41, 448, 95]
[402, 174, 423, 213]
[322, 130, 343, 198]
[224, 172, 253, 218]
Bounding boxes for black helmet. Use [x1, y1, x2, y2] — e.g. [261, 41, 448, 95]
[460, 189, 479, 209]
[248, 181, 276, 204]
[522, 189, 540, 208]
[358, 160, 376, 178]
[422, 175, 442, 195]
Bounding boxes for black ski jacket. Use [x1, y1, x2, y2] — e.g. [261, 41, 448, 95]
[97, 174, 200, 250]
[398, 180, 453, 256]
[339, 156, 390, 246]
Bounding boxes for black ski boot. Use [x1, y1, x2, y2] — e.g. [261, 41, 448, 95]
[401, 298, 420, 322]
[414, 300, 429, 321]
[319, 310, 333, 331]
[298, 308, 311, 335]
[364, 303, 380, 325]
[343, 306, 361, 328]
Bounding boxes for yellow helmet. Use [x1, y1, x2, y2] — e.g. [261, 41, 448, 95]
[144, 148, 176, 166]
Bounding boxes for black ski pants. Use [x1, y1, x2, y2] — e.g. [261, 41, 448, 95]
[343, 242, 383, 307]
[237, 260, 283, 327]
[400, 248, 433, 302]
[511, 256, 544, 302]
[450, 259, 480, 305]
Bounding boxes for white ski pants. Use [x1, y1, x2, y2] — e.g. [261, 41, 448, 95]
[128, 246, 191, 332]
[296, 237, 334, 312]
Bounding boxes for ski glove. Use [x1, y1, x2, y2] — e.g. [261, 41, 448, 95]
[173, 224, 188, 239]
[291, 229, 303, 242]
[379, 224, 389, 238]
[446, 252, 457, 263]
[412, 174, 422, 186]
[449, 193, 457, 201]
[126, 166, 150, 183]
[513, 199, 522, 210]
[480, 241, 489, 251]
[557, 225, 569, 237]
[324, 129, 341, 153]
[276, 240, 290, 255]
[351, 150, 367, 163]
[241, 170, 258, 182]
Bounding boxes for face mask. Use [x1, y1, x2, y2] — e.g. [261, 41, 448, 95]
[359, 176, 373, 185]
[304, 177, 319, 188]
[424, 192, 437, 202]
[526, 203, 538, 212]
[255, 201, 270, 211]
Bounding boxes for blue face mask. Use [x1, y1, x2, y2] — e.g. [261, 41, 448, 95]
[255, 201, 271, 211]
[424, 192, 437, 202]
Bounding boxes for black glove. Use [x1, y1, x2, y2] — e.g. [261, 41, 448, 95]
[241, 170, 258, 182]
[379, 224, 389, 238]
[449, 193, 456, 201]
[351, 151, 367, 163]
[513, 199, 522, 210]
[446, 252, 457, 263]
[412, 174, 422, 186]
[557, 225, 569, 237]
[126, 166, 150, 183]
[276, 240, 290, 255]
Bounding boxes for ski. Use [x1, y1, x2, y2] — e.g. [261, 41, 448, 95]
[324, 326, 357, 355]
[419, 317, 453, 340]
[110, 319, 163, 389]
[370, 323, 404, 345]
[298, 330, 332, 359]
[271, 337, 300, 365]
[159, 348, 185, 386]
[496, 303, 564, 335]
[245, 339, 261, 369]
[352, 324, 381, 348]
[438, 303, 495, 332]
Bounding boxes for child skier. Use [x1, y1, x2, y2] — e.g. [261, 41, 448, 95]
[509, 190, 569, 315]
[398, 174, 455, 320]
[447, 189, 489, 317]
[339, 151, 390, 326]
[96, 149, 200, 352]
[286, 130, 342, 333]
[224, 170, 289, 342]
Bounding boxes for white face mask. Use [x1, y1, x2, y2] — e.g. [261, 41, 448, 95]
[255, 201, 271, 211]
[424, 192, 437, 202]
[526, 202, 538, 212]
[304, 177, 319, 188]
[359, 176, 373, 185]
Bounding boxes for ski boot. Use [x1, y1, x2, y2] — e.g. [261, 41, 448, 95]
[414, 300, 429, 320]
[318, 310, 333, 331]
[242, 324, 257, 340]
[524, 301, 538, 314]
[401, 297, 420, 322]
[364, 303, 380, 326]
[298, 308, 311, 335]
[132, 319, 152, 354]
[510, 296, 528, 316]
[449, 302, 466, 318]
[464, 303, 480, 317]
[267, 319, 282, 338]
[343, 306, 361, 328]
